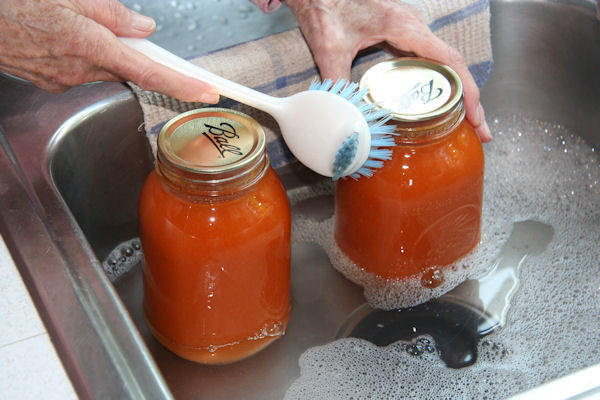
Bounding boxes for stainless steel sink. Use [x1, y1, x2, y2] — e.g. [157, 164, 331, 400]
[0, 0, 598, 399]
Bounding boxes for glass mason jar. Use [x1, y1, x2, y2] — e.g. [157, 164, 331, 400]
[335, 58, 485, 286]
[139, 108, 291, 364]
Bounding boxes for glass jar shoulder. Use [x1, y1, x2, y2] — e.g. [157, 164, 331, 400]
[138, 167, 290, 235]
[379, 122, 483, 188]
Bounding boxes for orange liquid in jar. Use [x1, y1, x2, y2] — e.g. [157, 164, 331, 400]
[335, 119, 484, 280]
[139, 167, 291, 364]
[139, 108, 291, 364]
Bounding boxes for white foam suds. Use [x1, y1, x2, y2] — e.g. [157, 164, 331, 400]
[292, 211, 507, 309]
[285, 114, 600, 399]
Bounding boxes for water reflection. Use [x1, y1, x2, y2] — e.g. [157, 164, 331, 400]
[336, 220, 554, 368]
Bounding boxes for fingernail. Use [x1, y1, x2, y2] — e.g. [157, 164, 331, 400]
[479, 104, 492, 141]
[474, 103, 483, 126]
[481, 120, 492, 142]
[132, 14, 156, 32]
[199, 90, 220, 104]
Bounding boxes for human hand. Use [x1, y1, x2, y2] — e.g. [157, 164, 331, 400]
[285, 0, 492, 142]
[0, 0, 219, 103]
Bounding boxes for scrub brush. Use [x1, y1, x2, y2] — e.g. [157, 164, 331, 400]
[120, 37, 396, 179]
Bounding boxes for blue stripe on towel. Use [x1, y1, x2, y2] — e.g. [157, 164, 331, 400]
[268, 67, 319, 91]
[267, 136, 296, 168]
[150, 120, 167, 137]
[429, 0, 490, 31]
[469, 60, 494, 88]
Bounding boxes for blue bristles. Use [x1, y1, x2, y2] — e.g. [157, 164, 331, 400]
[309, 78, 332, 91]
[310, 78, 396, 180]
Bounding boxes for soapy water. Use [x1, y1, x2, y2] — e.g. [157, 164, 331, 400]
[100, 113, 598, 398]
[284, 113, 599, 399]
[329, 216, 556, 371]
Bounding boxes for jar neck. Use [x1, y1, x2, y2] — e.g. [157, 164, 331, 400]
[155, 149, 269, 199]
[391, 102, 466, 145]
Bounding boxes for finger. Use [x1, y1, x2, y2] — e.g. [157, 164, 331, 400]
[474, 103, 492, 142]
[74, 0, 156, 37]
[103, 38, 220, 103]
[303, 27, 353, 82]
[313, 49, 353, 82]
[288, 3, 354, 82]
[49, 14, 219, 103]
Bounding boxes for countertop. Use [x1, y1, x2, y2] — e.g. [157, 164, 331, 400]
[0, 234, 77, 399]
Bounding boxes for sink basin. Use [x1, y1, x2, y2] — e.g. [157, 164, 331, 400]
[0, 0, 598, 398]
[48, 90, 367, 399]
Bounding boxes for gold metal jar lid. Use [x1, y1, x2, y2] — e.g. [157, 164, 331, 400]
[157, 108, 267, 187]
[359, 58, 463, 123]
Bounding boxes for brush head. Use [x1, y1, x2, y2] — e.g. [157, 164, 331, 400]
[309, 79, 396, 180]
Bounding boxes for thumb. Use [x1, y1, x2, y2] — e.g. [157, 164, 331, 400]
[75, 0, 156, 37]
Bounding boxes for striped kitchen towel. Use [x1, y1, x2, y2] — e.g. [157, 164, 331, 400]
[129, 0, 492, 168]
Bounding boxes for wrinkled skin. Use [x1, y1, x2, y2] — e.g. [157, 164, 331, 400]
[0, 0, 219, 103]
[285, 0, 491, 141]
[0, 0, 490, 140]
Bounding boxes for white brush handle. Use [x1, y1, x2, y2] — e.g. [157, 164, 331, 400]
[119, 37, 282, 114]
[119, 37, 375, 179]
